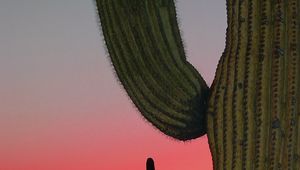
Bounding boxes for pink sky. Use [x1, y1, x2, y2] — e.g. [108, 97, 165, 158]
[0, 0, 226, 169]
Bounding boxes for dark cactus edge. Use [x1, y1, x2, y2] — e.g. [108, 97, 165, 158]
[146, 157, 155, 170]
[96, 0, 300, 169]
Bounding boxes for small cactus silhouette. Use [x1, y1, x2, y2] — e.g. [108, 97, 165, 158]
[95, 0, 300, 169]
[146, 157, 155, 170]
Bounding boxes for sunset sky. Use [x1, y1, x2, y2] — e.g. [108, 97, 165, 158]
[0, 0, 226, 169]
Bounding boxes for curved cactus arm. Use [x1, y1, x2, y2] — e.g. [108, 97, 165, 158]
[96, 0, 209, 140]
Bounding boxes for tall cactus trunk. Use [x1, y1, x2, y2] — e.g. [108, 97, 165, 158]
[207, 0, 300, 169]
[95, 0, 209, 140]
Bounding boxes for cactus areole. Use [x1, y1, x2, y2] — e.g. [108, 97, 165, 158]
[96, 0, 300, 169]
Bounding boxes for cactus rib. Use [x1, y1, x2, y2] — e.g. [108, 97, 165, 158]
[296, 1, 300, 169]
[241, 0, 259, 168]
[253, 0, 272, 169]
[283, 0, 299, 168]
[231, 0, 248, 168]
[222, 0, 240, 168]
[269, 0, 286, 168]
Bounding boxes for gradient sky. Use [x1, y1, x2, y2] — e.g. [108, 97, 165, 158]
[0, 0, 226, 170]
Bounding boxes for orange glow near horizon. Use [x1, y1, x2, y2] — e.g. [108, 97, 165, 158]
[0, 109, 212, 170]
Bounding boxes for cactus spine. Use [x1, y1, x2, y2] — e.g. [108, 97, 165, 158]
[96, 0, 300, 169]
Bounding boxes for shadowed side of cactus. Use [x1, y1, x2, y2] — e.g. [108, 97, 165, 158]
[95, 0, 209, 140]
[146, 157, 155, 170]
[96, 0, 300, 169]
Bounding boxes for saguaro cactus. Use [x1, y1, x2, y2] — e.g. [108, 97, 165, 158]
[146, 157, 155, 170]
[95, 0, 300, 169]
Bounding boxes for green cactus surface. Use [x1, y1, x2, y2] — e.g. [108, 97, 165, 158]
[96, 0, 209, 140]
[96, 0, 300, 169]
